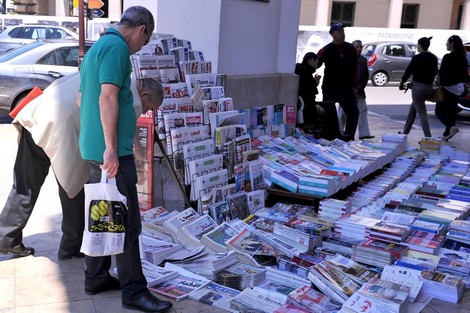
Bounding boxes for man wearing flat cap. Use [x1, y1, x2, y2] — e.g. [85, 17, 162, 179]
[317, 23, 359, 141]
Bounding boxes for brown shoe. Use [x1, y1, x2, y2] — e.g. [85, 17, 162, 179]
[0, 243, 34, 257]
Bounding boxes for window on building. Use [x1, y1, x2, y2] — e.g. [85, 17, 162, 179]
[401, 4, 419, 28]
[331, 2, 355, 26]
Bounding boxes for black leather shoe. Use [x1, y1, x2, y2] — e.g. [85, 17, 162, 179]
[359, 135, 375, 140]
[85, 275, 121, 295]
[0, 243, 34, 257]
[339, 134, 352, 142]
[58, 251, 85, 260]
[123, 292, 173, 312]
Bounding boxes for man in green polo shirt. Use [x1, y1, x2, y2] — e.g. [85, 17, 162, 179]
[79, 6, 172, 313]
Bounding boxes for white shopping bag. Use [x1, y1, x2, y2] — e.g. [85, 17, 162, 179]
[80, 170, 127, 256]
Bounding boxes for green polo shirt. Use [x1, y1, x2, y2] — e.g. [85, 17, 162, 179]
[79, 28, 135, 162]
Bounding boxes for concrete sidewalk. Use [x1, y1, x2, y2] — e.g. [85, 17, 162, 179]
[0, 113, 469, 312]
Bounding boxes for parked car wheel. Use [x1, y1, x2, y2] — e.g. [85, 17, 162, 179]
[10, 91, 29, 112]
[371, 71, 388, 87]
[458, 95, 470, 114]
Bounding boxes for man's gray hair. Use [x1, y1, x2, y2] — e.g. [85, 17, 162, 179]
[352, 40, 363, 46]
[119, 6, 155, 35]
[137, 78, 163, 99]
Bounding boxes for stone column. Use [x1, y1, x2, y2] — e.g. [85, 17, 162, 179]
[387, 0, 403, 28]
[315, 0, 330, 26]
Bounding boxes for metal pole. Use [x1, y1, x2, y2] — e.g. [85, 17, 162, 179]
[78, 0, 85, 67]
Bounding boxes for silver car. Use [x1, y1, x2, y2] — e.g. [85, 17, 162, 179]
[362, 41, 418, 86]
[0, 40, 92, 115]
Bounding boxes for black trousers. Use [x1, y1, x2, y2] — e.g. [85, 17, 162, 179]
[323, 86, 359, 138]
[435, 87, 460, 133]
[84, 158, 148, 301]
[0, 128, 84, 254]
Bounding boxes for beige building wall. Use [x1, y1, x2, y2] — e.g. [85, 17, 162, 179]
[354, 0, 389, 27]
[299, 0, 316, 25]
[300, 0, 459, 29]
[409, 0, 453, 29]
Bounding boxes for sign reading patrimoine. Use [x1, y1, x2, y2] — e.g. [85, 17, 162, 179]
[297, 25, 470, 62]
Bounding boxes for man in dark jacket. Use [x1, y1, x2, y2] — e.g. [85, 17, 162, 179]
[317, 23, 359, 141]
[295, 52, 324, 133]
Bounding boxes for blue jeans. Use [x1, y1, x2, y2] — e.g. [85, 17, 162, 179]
[84, 156, 147, 301]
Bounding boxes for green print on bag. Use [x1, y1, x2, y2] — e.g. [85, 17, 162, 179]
[88, 200, 126, 232]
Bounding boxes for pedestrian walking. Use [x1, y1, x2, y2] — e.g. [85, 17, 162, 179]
[435, 35, 470, 140]
[399, 36, 438, 138]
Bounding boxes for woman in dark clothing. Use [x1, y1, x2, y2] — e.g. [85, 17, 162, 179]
[295, 52, 324, 133]
[399, 37, 438, 138]
[435, 35, 470, 140]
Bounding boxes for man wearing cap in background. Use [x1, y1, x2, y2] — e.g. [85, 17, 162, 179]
[317, 23, 359, 141]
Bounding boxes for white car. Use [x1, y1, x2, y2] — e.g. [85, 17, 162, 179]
[0, 24, 79, 53]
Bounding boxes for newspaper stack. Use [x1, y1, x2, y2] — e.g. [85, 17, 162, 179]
[139, 235, 183, 266]
[188, 282, 240, 313]
[139, 260, 178, 287]
[229, 286, 287, 312]
[265, 266, 311, 289]
[149, 263, 210, 301]
[174, 250, 238, 279]
[214, 263, 266, 290]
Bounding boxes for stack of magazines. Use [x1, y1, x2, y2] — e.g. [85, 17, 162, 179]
[352, 239, 408, 268]
[418, 269, 465, 303]
[369, 221, 411, 243]
[325, 254, 380, 285]
[341, 279, 410, 313]
[308, 261, 361, 304]
[318, 198, 352, 220]
[334, 214, 380, 241]
[447, 219, 470, 243]
[214, 263, 266, 290]
[437, 248, 470, 277]
[287, 285, 342, 312]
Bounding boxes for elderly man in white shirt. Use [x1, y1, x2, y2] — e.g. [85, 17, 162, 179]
[0, 72, 162, 259]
